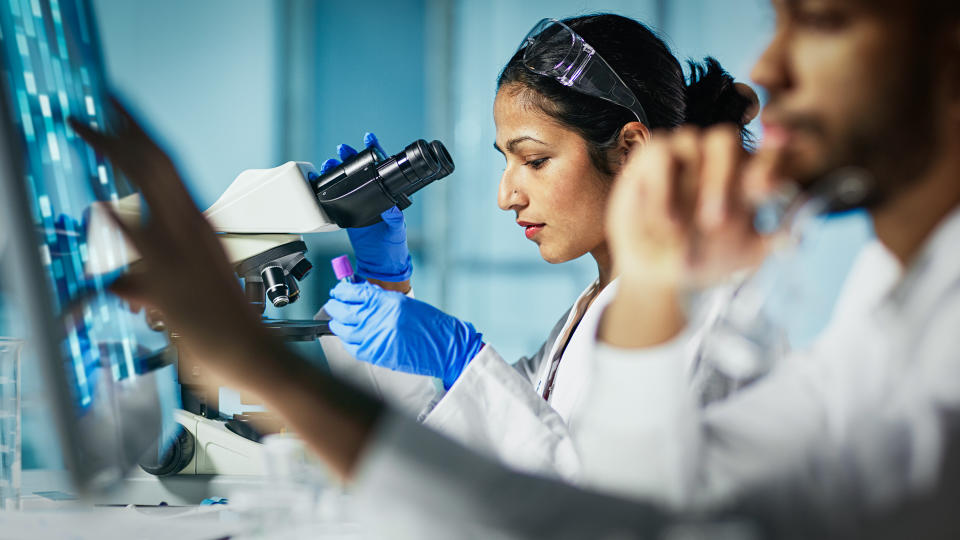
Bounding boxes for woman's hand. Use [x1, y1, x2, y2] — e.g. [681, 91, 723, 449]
[320, 133, 413, 294]
[601, 126, 781, 348]
[323, 280, 484, 389]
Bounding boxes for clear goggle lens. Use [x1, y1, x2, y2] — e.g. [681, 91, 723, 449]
[519, 18, 649, 126]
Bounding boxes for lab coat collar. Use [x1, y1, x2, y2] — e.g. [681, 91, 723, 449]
[883, 205, 960, 324]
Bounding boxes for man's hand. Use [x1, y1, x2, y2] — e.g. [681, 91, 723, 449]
[601, 126, 782, 348]
[70, 99, 384, 480]
[69, 99, 275, 391]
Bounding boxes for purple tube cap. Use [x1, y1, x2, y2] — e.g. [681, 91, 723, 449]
[331, 255, 355, 281]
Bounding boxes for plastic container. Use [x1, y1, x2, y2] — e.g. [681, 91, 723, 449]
[0, 338, 23, 511]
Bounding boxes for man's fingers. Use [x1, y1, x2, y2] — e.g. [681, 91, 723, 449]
[69, 116, 161, 200]
[101, 203, 150, 254]
[633, 138, 678, 229]
[743, 145, 789, 205]
[698, 126, 743, 230]
[668, 128, 704, 226]
[108, 273, 154, 308]
[69, 117, 117, 157]
[108, 95, 153, 144]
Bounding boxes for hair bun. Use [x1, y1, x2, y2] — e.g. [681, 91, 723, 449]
[683, 57, 753, 129]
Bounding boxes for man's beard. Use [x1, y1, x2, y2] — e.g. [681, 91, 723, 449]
[795, 40, 942, 214]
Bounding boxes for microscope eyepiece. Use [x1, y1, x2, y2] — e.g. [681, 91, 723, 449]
[396, 139, 440, 184]
[313, 138, 455, 228]
[431, 140, 455, 179]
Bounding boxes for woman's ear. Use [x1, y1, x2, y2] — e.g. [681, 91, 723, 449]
[616, 121, 651, 165]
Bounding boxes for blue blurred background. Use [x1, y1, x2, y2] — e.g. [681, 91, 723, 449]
[5, 0, 872, 468]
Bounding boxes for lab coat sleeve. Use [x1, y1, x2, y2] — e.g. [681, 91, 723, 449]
[575, 328, 831, 512]
[319, 335, 441, 416]
[316, 287, 442, 417]
[353, 409, 679, 540]
[571, 331, 700, 507]
[422, 344, 580, 480]
[354, 411, 871, 539]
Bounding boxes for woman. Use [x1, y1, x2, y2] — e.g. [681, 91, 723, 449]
[320, 13, 756, 481]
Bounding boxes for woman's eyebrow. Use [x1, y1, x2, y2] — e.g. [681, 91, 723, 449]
[493, 136, 548, 155]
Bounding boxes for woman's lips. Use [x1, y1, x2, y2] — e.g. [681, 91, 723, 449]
[518, 221, 545, 240]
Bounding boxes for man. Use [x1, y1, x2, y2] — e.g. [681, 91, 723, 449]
[71, 0, 960, 537]
[576, 0, 960, 527]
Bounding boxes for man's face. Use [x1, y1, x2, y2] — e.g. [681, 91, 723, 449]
[751, 0, 945, 202]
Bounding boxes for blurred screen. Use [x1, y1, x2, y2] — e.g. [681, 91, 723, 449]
[0, 0, 178, 484]
[0, 0, 170, 407]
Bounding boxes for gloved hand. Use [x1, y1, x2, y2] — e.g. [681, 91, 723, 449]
[320, 132, 412, 282]
[323, 280, 484, 389]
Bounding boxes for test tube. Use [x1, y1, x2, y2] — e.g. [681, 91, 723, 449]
[331, 255, 361, 284]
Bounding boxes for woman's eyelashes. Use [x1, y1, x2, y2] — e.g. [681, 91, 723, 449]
[525, 157, 550, 170]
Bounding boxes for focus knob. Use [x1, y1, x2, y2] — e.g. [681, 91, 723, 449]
[139, 425, 195, 477]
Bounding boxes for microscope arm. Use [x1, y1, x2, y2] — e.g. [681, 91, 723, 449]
[85, 161, 333, 276]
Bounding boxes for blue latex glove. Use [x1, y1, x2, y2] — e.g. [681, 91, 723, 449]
[320, 133, 412, 282]
[323, 280, 484, 389]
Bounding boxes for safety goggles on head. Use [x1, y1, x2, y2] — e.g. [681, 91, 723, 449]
[518, 18, 649, 126]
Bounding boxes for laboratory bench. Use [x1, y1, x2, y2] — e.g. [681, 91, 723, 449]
[0, 469, 369, 539]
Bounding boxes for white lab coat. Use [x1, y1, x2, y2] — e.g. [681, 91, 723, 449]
[319, 333, 440, 416]
[321, 280, 631, 479]
[348, 207, 960, 539]
[421, 280, 626, 479]
[574, 209, 960, 517]
[322, 278, 751, 486]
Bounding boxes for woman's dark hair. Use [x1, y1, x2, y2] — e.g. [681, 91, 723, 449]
[498, 14, 753, 175]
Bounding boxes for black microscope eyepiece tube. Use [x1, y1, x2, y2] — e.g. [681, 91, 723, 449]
[430, 140, 455, 179]
[398, 139, 441, 182]
[313, 137, 456, 228]
[377, 140, 442, 197]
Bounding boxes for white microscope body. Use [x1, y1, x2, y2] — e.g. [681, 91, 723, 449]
[84, 138, 455, 478]
[87, 161, 338, 273]
[86, 161, 337, 477]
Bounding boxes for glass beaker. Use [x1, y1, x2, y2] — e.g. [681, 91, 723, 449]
[0, 338, 23, 511]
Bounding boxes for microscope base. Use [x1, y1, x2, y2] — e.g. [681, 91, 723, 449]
[173, 409, 265, 476]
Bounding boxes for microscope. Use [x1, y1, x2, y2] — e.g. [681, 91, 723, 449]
[85, 138, 455, 477]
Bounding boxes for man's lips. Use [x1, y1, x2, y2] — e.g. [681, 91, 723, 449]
[761, 121, 793, 150]
[761, 109, 821, 150]
[517, 220, 545, 240]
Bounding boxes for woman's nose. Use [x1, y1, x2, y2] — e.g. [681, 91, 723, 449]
[497, 168, 527, 211]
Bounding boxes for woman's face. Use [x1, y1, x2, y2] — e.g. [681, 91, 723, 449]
[493, 85, 611, 264]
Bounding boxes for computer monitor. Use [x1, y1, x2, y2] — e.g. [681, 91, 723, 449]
[0, 0, 179, 494]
